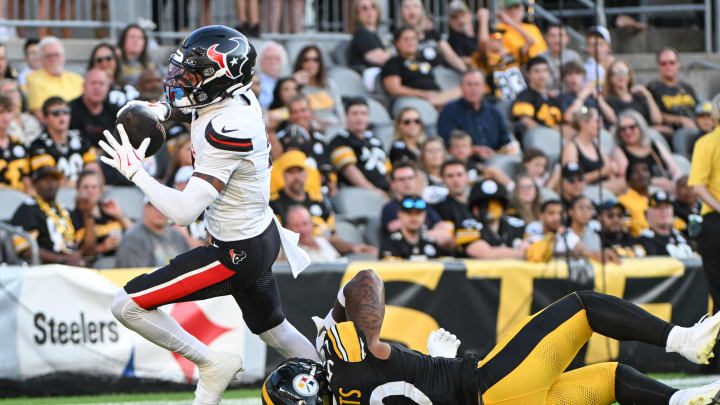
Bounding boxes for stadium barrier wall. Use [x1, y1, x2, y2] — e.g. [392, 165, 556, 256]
[0, 258, 710, 395]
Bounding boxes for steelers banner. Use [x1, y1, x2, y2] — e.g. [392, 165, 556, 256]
[0, 258, 710, 396]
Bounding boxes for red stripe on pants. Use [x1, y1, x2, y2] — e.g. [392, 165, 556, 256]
[131, 263, 235, 309]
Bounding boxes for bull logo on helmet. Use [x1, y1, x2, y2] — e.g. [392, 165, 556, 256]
[206, 36, 249, 80]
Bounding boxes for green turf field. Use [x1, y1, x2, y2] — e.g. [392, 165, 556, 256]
[2, 375, 718, 404]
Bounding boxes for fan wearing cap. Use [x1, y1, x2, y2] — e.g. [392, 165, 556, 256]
[379, 195, 441, 261]
[10, 166, 85, 265]
[686, 101, 716, 156]
[447, 1, 477, 67]
[597, 198, 646, 258]
[462, 179, 527, 259]
[473, 8, 529, 102]
[560, 162, 587, 211]
[673, 176, 702, 239]
[618, 161, 652, 236]
[271, 151, 377, 257]
[511, 57, 562, 133]
[639, 191, 697, 258]
[584, 26, 615, 85]
[496, 0, 547, 61]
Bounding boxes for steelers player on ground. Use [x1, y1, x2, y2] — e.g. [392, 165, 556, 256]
[263, 269, 720, 405]
[99, 25, 319, 405]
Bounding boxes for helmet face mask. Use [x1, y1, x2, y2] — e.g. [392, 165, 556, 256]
[262, 358, 331, 405]
[163, 25, 257, 112]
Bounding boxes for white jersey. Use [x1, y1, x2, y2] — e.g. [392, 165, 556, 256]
[190, 91, 274, 241]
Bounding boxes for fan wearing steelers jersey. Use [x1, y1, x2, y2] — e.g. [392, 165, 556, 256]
[304, 269, 720, 405]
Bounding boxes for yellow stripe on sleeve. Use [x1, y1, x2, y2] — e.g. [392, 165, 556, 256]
[455, 229, 481, 246]
[326, 326, 346, 361]
[334, 322, 366, 362]
[30, 154, 55, 171]
[512, 101, 535, 118]
[330, 146, 357, 170]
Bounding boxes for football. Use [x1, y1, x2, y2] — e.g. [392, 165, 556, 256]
[113, 103, 166, 157]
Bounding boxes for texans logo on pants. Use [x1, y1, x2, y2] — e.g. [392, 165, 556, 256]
[229, 249, 247, 264]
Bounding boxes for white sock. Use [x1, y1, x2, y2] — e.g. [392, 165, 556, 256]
[111, 289, 212, 366]
[666, 325, 687, 353]
[260, 320, 321, 362]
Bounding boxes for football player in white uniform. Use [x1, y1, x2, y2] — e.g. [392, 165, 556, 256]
[100, 26, 319, 405]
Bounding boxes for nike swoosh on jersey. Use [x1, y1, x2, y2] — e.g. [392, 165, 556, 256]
[205, 118, 253, 152]
[221, 125, 238, 133]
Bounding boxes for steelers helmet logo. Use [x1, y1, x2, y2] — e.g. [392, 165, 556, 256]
[13, 145, 25, 158]
[292, 373, 319, 396]
[481, 179, 498, 195]
[310, 204, 323, 217]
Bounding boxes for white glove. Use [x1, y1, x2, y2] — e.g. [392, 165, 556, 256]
[117, 100, 170, 121]
[99, 124, 150, 181]
[427, 328, 461, 358]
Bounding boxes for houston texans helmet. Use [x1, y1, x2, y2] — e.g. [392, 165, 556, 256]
[164, 25, 256, 111]
[261, 358, 331, 405]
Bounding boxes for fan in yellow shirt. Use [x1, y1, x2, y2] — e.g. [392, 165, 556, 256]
[618, 161, 652, 236]
[25, 37, 84, 115]
[496, 0, 547, 61]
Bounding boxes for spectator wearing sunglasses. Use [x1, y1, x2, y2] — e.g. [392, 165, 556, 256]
[292, 45, 346, 129]
[29, 97, 99, 188]
[25, 36, 84, 118]
[69, 69, 119, 148]
[381, 161, 453, 249]
[597, 198, 645, 258]
[647, 48, 699, 132]
[379, 195, 441, 261]
[438, 69, 517, 157]
[560, 162, 587, 212]
[639, 191, 697, 259]
[87, 42, 139, 108]
[603, 59, 664, 134]
[390, 107, 425, 163]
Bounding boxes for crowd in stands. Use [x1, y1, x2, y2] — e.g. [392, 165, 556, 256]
[0, 0, 712, 268]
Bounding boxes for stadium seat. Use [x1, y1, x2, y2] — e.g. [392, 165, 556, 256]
[485, 154, 521, 179]
[599, 129, 615, 154]
[103, 187, 145, 221]
[327, 66, 367, 98]
[331, 40, 351, 66]
[0, 188, 28, 221]
[334, 219, 366, 245]
[333, 186, 386, 220]
[92, 256, 117, 269]
[583, 184, 615, 205]
[673, 127, 699, 157]
[522, 127, 563, 165]
[433, 66, 461, 91]
[374, 125, 395, 153]
[368, 97, 392, 126]
[540, 188, 560, 202]
[57, 187, 77, 211]
[672, 153, 692, 176]
[364, 216, 382, 247]
[494, 99, 513, 128]
[648, 128, 671, 152]
[392, 97, 438, 130]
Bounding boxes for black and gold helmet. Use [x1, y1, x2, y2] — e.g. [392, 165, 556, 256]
[261, 358, 331, 405]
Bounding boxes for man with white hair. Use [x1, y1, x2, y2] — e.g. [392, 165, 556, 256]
[257, 41, 288, 110]
[25, 36, 83, 117]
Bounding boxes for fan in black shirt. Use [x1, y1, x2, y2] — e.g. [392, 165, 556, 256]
[379, 195, 441, 260]
[447, 1, 477, 67]
[597, 199, 646, 257]
[69, 69, 120, 148]
[348, 0, 391, 70]
[382, 27, 462, 108]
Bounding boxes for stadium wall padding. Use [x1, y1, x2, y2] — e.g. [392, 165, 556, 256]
[0, 258, 711, 395]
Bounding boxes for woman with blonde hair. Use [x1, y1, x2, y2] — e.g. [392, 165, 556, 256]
[350, 0, 392, 89]
[390, 107, 426, 162]
[418, 136, 448, 203]
[397, 0, 467, 72]
[604, 59, 663, 130]
[611, 109, 680, 192]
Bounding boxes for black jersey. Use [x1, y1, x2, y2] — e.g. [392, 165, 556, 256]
[639, 228, 697, 259]
[511, 88, 562, 128]
[329, 130, 390, 191]
[270, 189, 335, 237]
[379, 230, 439, 260]
[71, 206, 124, 257]
[431, 195, 479, 248]
[321, 321, 479, 405]
[11, 198, 76, 254]
[0, 136, 29, 191]
[601, 230, 647, 258]
[29, 130, 96, 182]
[275, 124, 333, 174]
